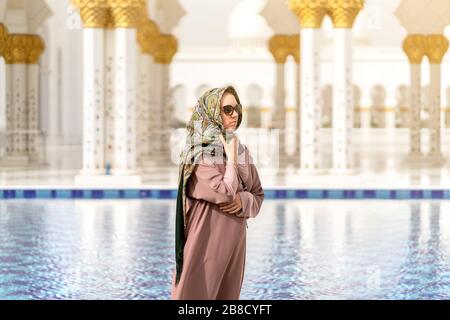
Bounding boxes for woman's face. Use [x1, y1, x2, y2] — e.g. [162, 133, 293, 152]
[220, 92, 239, 132]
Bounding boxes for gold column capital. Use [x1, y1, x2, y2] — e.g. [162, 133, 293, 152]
[107, 0, 147, 28]
[326, 0, 364, 28]
[425, 34, 449, 64]
[27, 35, 45, 64]
[268, 35, 290, 64]
[288, 0, 327, 28]
[137, 19, 160, 55]
[4, 34, 30, 64]
[403, 34, 427, 64]
[4, 34, 45, 64]
[72, 0, 110, 28]
[268, 34, 300, 64]
[153, 34, 178, 64]
[0, 23, 9, 56]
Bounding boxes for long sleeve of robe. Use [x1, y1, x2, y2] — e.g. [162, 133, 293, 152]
[171, 145, 264, 300]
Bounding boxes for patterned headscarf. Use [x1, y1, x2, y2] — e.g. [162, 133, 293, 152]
[175, 86, 242, 285]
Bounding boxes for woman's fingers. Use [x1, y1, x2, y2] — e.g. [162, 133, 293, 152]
[229, 207, 241, 214]
[222, 207, 237, 214]
[222, 205, 241, 215]
[222, 203, 241, 213]
[220, 202, 237, 211]
[219, 202, 234, 210]
[219, 198, 237, 208]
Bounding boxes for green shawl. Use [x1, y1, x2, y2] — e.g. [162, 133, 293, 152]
[175, 86, 242, 285]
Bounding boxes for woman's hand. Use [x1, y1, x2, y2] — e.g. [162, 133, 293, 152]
[219, 194, 243, 215]
[219, 134, 238, 164]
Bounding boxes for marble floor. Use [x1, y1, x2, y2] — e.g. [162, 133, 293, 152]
[1, 128, 450, 188]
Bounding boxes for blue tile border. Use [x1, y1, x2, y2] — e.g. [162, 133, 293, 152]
[2, 189, 450, 200]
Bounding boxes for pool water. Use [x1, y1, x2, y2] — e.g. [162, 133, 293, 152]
[1, 199, 450, 299]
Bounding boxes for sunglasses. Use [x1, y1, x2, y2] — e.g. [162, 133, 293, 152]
[223, 104, 242, 117]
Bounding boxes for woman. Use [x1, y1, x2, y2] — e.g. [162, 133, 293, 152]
[171, 86, 264, 300]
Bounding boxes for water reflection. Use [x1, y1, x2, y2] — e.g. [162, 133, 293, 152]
[1, 200, 450, 299]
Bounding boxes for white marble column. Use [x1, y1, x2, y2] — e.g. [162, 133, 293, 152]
[0, 59, 5, 133]
[331, 28, 354, 173]
[1, 33, 45, 166]
[274, 63, 286, 156]
[428, 64, 442, 159]
[328, 1, 363, 174]
[150, 61, 163, 158]
[146, 58, 157, 159]
[25, 34, 45, 161]
[113, 28, 138, 175]
[160, 62, 172, 161]
[425, 34, 448, 163]
[137, 53, 152, 162]
[104, 29, 116, 172]
[80, 28, 105, 175]
[299, 28, 323, 173]
[0, 25, 6, 136]
[295, 59, 301, 159]
[403, 35, 426, 158]
[44, 16, 62, 146]
[148, 61, 172, 162]
[27, 64, 40, 158]
[136, 19, 160, 164]
[268, 34, 290, 161]
[151, 34, 177, 164]
[72, 0, 110, 178]
[410, 64, 422, 157]
[0, 25, 14, 161]
[288, 1, 327, 173]
[11, 63, 28, 157]
[4, 64, 12, 155]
